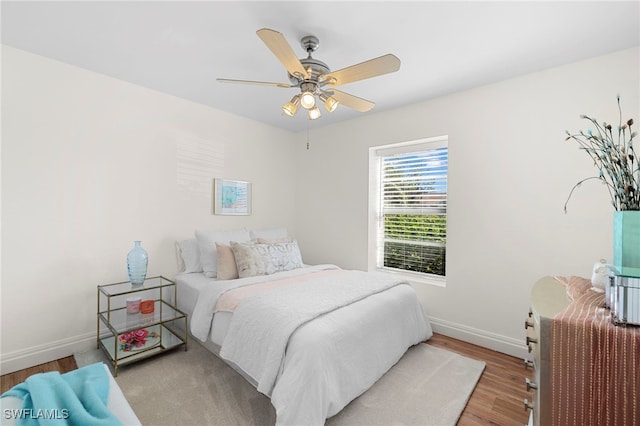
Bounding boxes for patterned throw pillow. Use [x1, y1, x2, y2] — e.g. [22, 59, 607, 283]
[230, 240, 304, 278]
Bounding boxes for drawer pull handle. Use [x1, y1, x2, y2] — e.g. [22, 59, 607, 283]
[526, 336, 538, 345]
[528, 308, 533, 318]
[525, 319, 534, 329]
[524, 360, 534, 369]
[526, 378, 538, 391]
[524, 398, 534, 411]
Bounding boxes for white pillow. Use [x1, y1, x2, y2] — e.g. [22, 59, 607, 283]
[195, 228, 251, 278]
[256, 237, 292, 244]
[175, 239, 202, 273]
[231, 240, 304, 278]
[250, 227, 289, 241]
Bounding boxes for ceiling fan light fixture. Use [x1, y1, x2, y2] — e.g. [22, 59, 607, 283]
[220, 29, 400, 123]
[282, 94, 300, 117]
[300, 91, 316, 109]
[308, 107, 321, 120]
[319, 92, 339, 112]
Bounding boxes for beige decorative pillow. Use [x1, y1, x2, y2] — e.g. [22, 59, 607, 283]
[230, 240, 304, 278]
[216, 243, 239, 280]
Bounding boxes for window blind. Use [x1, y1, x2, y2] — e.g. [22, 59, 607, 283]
[378, 144, 448, 276]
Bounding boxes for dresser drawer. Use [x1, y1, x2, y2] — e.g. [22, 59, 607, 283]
[527, 277, 571, 426]
[524, 308, 539, 424]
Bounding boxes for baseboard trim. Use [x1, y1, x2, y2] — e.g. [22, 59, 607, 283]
[429, 316, 529, 360]
[2, 318, 529, 375]
[0, 332, 96, 375]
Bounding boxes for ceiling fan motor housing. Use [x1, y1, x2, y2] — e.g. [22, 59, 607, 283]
[301, 35, 319, 53]
[287, 35, 330, 87]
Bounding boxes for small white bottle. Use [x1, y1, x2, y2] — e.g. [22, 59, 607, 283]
[591, 259, 610, 292]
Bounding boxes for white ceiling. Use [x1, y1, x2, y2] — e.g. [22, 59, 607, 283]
[2, 1, 639, 133]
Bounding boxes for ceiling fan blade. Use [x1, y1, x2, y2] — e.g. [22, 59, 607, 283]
[256, 28, 309, 80]
[329, 89, 375, 112]
[217, 78, 293, 88]
[322, 54, 400, 87]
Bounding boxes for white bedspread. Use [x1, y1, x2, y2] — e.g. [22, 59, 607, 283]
[190, 264, 338, 342]
[220, 268, 408, 395]
[190, 265, 432, 426]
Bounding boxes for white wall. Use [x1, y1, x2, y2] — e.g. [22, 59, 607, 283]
[2, 45, 638, 372]
[1, 46, 298, 373]
[293, 47, 640, 357]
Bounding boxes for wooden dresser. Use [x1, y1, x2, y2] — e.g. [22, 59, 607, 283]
[525, 276, 571, 426]
[525, 276, 640, 426]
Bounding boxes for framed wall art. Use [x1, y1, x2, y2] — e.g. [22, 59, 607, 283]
[213, 179, 252, 215]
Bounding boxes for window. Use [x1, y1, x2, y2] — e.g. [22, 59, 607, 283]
[369, 137, 448, 280]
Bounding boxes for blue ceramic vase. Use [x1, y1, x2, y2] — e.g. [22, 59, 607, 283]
[127, 241, 148, 285]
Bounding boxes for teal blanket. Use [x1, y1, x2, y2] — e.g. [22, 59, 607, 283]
[1, 362, 121, 426]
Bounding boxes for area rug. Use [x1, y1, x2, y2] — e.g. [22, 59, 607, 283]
[75, 341, 485, 426]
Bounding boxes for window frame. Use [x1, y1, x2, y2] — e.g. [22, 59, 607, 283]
[368, 136, 448, 287]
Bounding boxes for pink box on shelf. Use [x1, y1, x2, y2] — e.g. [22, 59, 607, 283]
[126, 296, 141, 314]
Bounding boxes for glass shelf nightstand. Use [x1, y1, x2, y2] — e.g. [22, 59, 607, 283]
[97, 276, 187, 376]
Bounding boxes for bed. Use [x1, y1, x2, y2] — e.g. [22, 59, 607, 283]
[175, 227, 433, 426]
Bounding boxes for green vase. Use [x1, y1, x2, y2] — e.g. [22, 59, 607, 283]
[613, 211, 640, 277]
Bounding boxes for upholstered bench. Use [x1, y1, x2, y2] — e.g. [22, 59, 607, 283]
[1, 363, 141, 426]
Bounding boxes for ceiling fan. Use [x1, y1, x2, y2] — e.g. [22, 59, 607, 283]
[217, 28, 401, 120]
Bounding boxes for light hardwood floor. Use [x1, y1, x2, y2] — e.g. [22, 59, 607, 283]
[1, 333, 531, 425]
[426, 334, 530, 425]
[1, 356, 77, 394]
